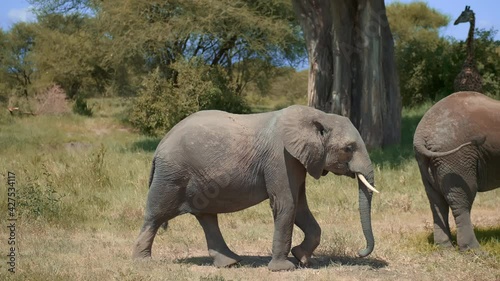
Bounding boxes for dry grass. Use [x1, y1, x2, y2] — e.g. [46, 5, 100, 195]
[0, 100, 499, 281]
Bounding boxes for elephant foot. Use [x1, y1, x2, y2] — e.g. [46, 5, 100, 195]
[268, 259, 296, 271]
[132, 249, 152, 260]
[434, 241, 453, 248]
[458, 241, 480, 252]
[209, 249, 241, 268]
[132, 243, 153, 260]
[291, 246, 313, 267]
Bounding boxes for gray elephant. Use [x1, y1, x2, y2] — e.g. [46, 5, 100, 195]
[132, 105, 379, 271]
[414, 91, 500, 251]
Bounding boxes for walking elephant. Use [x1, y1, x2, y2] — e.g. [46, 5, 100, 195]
[132, 105, 379, 271]
[413, 91, 500, 251]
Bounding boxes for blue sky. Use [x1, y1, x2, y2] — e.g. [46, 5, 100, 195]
[1, 0, 499, 40]
[1, 0, 36, 29]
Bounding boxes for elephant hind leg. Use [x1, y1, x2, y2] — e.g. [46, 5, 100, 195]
[132, 219, 165, 259]
[425, 186, 453, 247]
[132, 180, 184, 259]
[444, 174, 480, 251]
[419, 163, 453, 247]
[195, 213, 241, 267]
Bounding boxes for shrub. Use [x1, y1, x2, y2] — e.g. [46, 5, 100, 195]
[72, 95, 93, 116]
[17, 167, 64, 220]
[35, 85, 70, 115]
[130, 61, 249, 136]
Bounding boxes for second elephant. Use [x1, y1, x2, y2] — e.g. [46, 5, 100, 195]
[414, 91, 500, 250]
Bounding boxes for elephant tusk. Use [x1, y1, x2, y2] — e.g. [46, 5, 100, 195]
[357, 174, 380, 194]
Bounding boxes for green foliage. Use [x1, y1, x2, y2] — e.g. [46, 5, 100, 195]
[33, 13, 112, 98]
[0, 23, 37, 98]
[129, 68, 185, 136]
[130, 63, 250, 136]
[388, 2, 450, 106]
[3, 0, 305, 126]
[461, 28, 500, 98]
[245, 68, 308, 112]
[387, 1, 450, 44]
[18, 166, 64, 220]
[388, 2, 500, 106]
[86, 143, 110, 188]
[72, 95, 93, 116]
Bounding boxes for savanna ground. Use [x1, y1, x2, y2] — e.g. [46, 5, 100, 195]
[0, 98, 499, 281]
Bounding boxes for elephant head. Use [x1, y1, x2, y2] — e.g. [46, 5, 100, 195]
[279, 105, 377, 257]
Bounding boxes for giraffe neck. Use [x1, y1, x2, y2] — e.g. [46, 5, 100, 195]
[465, 15, 475, 66]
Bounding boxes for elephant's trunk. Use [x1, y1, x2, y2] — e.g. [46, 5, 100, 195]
[357, 171, 374, 258]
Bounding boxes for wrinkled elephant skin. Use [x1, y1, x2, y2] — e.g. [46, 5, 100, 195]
[132, 105, 377, 271]
[414, 91, 500, 251]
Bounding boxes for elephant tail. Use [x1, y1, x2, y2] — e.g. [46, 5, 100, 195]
[148, 157, 156, 189]
[161, 221, 169, 230]
[414, 136, 486, 158]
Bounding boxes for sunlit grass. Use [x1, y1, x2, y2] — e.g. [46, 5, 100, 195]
[0, 98, 498, 280]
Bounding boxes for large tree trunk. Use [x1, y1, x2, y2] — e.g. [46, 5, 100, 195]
[292, 0, 401, 148]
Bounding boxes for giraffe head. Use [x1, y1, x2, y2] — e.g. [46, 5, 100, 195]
[454, 6, 475, 25]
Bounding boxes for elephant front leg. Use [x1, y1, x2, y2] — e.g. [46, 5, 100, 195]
[195, 213, 242, 267]
[268, 195, 297, 271]
[291, 184, 321, 267]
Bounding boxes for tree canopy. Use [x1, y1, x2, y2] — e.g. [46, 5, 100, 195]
[0, 0, 498, 136]
[387, 1, 499, 106]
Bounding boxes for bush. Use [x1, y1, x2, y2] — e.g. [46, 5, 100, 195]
[35, 85, 70, 115]
[397, 28, 500, 106]
[18, 167, 64, 220]
[130, 61, 250, 136]
[72, 95, 93, 116]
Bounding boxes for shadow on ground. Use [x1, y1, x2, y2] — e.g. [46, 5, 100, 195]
[175, 255, 388, 269]
[426, 226, 500, 246]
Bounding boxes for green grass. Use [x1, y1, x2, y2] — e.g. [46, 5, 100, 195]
[0, 98, 499, 280]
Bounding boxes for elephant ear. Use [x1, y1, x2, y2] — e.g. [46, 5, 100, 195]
[279, 105, 326, 179]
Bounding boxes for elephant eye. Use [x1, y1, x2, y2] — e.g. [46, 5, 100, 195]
[313, 121, 326, 136]
[344, 144, 354, 153]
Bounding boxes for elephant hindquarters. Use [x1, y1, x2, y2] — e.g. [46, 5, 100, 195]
[132, 173, 185, 259]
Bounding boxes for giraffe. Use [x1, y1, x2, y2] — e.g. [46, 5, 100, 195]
[453, 5, 482, 93]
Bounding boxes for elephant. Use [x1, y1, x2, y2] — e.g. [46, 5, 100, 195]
[413, 91, 500, 251]
[132, 105, 379, 271]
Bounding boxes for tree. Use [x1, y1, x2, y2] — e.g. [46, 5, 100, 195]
[27, 0, 97, 15]
[28, 0, 306, 100]
[0, 23, 37, 99]
[292, 0, 401, 148]
[387, 2, 499, 106]
[387, 1, 449, 45]
[387, 1, 450, 106]
[32, 13, 111, 98]
[456, 28, 500, 98]
[98, 0, 305, 94]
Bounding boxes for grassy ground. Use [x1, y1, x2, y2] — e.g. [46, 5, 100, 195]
[0, 99, 499, 280]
